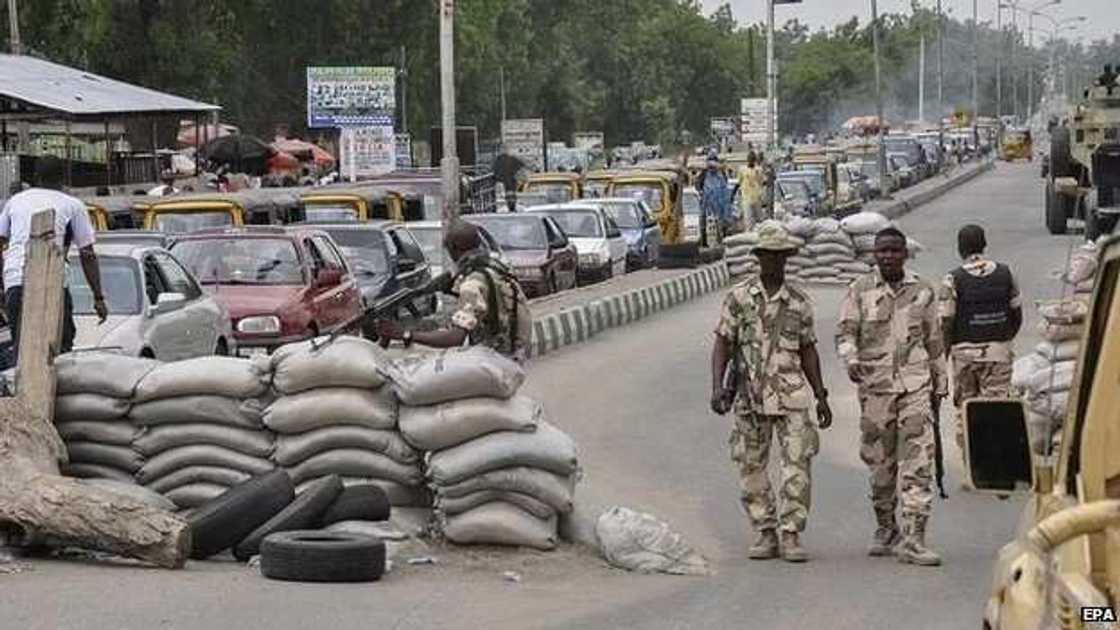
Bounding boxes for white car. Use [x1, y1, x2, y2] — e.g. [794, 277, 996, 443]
[527, 204, 627, 283]
[68, 244, 236, 360]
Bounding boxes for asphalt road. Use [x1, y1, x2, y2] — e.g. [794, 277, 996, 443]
[0, 162, 1077, 630]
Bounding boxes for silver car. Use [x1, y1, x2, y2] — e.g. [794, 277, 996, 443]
[68, 244, 236, 360]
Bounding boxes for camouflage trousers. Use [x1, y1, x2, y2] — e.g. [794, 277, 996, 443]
[729, 410, 819, 533]
[951, 357, 1013, 454]
[859, 389, 935, 527]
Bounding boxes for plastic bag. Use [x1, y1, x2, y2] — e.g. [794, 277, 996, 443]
[263, 387, 398, 434]
[1036, 298, 1089, 325]
[595, 506, 709, 575]
[1034, 340, 1080, 363]
[1012, 354, 1051, 390]
[270, 336, 389, 394]
[385, 347, 526, 407]
[1026, 361, 1076, 395]
[1038, 320, 1084, 343]
[134, 357, 270, 403]
[399, 395, 542, 452]
[427, 421, 579, 486]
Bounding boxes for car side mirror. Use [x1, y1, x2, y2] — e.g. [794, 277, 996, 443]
[964, 399, 1036, 495]
[315, 267, 343, 288]
[153, 292, 186, 314]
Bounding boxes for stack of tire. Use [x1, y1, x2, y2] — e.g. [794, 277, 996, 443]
[1012, 297, 1090, 454]
[126, 356, 276, 509]
[389, 346, 579, 551]
[263, 337, 428, 508]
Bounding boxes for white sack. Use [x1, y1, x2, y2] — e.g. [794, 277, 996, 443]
[133, 424, 274, 458]
[55, 352, 157, 398]
[840, 211, 890, 235]
[851, 233, 878, 253]
[399, 395, 542, 452]
[129, 396, 264, 429]
[1037, 298, 1089, 325]
[270, 336, 388, 394]
[806, 242, 855, 258]
[1012, 354, 1051, 390]
[724, 244, 753, 259]
[145, 465, 252, 494]
[55, 420, 139, 447]
[813, 217, 842, 234]
[55, 393, 130, 423]
[813, 253, 856, 267]
[837, 261, 873, 274]
[263, 387, 398, 433]
[595, 506, 709, 575]
[722, 232, 758, 248]
[443, 502, 557, 550]
[435, 466, 575, 514]
[1034, 340, 1080, 363]
[65, 441, 143, 473]
[809, 231, 853, 248]
[137, 445, 274, 484]
[272, 426, 418, 467]
[1028, 391, 1070, 420]
[1038, 321, 1084, 343]
[437, 490, 556, 520]
[385, 347, 526, 407]
[427, 421, 578, 486]
[784, 216, 816, 238]
[134, 356, 270, 403]
[1026, 361, 1076, 395]
[287, 449, 424, 487]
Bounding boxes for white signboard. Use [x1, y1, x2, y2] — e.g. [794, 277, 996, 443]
[394, 133, 412, 168]
[573, 132, 605, 151]
[740, 98, 775, 146]
[341, 126, 396, 181]
[307, 67, 396, 128]
[501, 119, 545, 172]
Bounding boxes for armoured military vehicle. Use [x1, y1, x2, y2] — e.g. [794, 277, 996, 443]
[1045, 66, 1120, 240]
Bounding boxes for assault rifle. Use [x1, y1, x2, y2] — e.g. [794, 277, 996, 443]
[314, 271, 453, 349]
[932, 397, 948, 499]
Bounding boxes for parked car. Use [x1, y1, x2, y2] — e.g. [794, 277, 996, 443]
[463, 213, 578, 297]
[407, 220, 509, 278]
[883, 134, 930, 181]
[584, 197, 662, 270]
[170, 227, 362, 356]
[68, 243, 235, 360]
[887, 152, 917, 188]
[527, 204, 627, 283]
[774, 178, 815, 218]
[94, 230, 174, 249]
[778, 171, 828, 215]
[296, 221, 437, 324]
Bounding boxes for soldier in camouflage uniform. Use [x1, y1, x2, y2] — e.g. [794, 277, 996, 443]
[711, 221, 833, 563]
[376, 221, 532, 362]
[938, 225, 1021, 466]
[836, 227, 949, 567]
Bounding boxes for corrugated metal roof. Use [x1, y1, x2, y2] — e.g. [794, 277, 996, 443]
[0, 54, 219, 116]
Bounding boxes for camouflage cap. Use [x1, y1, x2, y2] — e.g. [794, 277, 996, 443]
[752, 220, 799, 253]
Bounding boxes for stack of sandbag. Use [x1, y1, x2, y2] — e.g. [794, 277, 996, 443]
[263, 337, 427, 508]
[129, 356, 275, 508]
[1012, 297, 1090, 453]
[798, 217, 870, 285]
[388, 347, 579, 551]
[1063, 240, 1099, 296]
[53, 353, 155, 483]
[722, 231, 759, 279]
[841, 211, 891, 265]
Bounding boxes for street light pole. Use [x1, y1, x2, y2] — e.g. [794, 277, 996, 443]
[872, 0, 887, 191]
[439, 0, 459, 232]
[1027, 11, 1035, 122]
[972, 0, 979, 142]
[766, 0, 776, 151]
[937, 0, 944, 131]
[6, 0, 20, 55]
[996, 3, 1003, 118]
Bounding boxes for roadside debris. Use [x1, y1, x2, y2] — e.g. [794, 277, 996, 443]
[595, 506, 709, 576]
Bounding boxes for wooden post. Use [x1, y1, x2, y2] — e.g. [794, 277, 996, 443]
[104, 119, 113, 188]
[0, 210, 190, 568]
[150, 119, 159, 184]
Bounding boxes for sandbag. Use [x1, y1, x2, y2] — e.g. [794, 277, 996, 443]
[1026, 361, 1076, 395]
[272, 426, 418, 467]
[434, 466, 574, 512]
[1028, 391, 1069, 420]
[724, 253, 756, 266]
[840, 211, 890, 235]
[428, 421, 578, 486]
[55, 420, 139, 447]
[787, 255, 814, 268]
[164, 483, 229, 509]
[1038, 321, 1084, 343]
[806, 242, 855, 258]
[81, 479, 177, 511]
[399, 395, 542, 452]
[130, 396, 264, 429]
[813, 253, 856, 267]
[1035, 340, 1080, 363]
[784, 216, 816, 238]
[63, 462, 135, 483]
[851, 233, 878, 252]
[595, 506, 709, 575]
[296, 477, 431, 508]
[145, 465, 252, 494]
[1065, 244, 1099, 284]
[263, 387, 398, 434]
[1037, 298, 1089, 324]
[66, 441, 144, 474]
[727, 263, 756, 277]
[800, 267, 840, 278]
[270, 336, 389, 394]
[724, 244, 753, 259]
[1012, 354, 1051, 390]
[723, 232, 758, 248]
[438, 490, 556, 520]
[838, 261, 873, 275]
[385, 347, 526, 407]
[813, 217, 842, 234]
[137, 445, 275, 484]
[133, 356, 270, 403]
[809, 231, 853, 248]
[55, 352, 158, 398]
[55, 393, 130, 423]
[442, 502, 557, 550]
[287, 449, 424, 487]
[133, 424, 275, 458]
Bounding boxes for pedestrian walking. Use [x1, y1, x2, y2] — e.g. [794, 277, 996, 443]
[939, 225, 1021, 468]
[710, 221, 832, 563]
[376, 221, 532, 364]
[0, 157, 107, 365]
[696, 154, 734, 238]
[737, 155, 766, 228]
[836, 227, 948, 566]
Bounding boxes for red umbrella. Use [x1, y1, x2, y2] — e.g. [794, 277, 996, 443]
[178, 121, 238, 148]
[267, 150, 302, 175]
[272, 137, 336, 167]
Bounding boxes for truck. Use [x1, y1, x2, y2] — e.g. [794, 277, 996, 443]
[964, 235, 1120, 629]
[1045, 67, 1120, 240]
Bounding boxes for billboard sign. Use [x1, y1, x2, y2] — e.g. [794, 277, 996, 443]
[501, 118, 545, 172]
[740, 98, 774, 146]
[341, 126, 395, 181]
[307, 67, 396, 128]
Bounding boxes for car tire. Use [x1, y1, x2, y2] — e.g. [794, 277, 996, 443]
[187, 470, 295, 560]
[318, 484, 391, 526]
[1045, 181, 1068, 235]
[260, 530, 386, 583]
[233, 475, 343, 561]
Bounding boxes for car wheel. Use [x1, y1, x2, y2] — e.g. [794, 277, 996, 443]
[233, 475, 343, 561]
[260, 530, 386, 583]
[214, 338, 229, 357]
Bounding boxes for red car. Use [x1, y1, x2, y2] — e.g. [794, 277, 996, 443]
[170, 227, 363, 355]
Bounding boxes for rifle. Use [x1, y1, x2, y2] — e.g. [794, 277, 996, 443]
[720, 350, 744, 412]
[931, 398, 949, 499]
[313, 271, 453, 349]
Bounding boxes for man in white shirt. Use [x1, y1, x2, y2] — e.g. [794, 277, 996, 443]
[0, 159, 106, 363]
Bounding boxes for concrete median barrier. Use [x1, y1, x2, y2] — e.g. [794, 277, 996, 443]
[875, 160, 995, 220]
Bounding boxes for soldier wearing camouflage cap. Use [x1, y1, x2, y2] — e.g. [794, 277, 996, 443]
[710, 221, 833, 563]
[836, 226, 949, 566]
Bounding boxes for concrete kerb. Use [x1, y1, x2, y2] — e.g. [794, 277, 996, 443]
[877, 160, 995, 221]
[528, 263, 730, 361]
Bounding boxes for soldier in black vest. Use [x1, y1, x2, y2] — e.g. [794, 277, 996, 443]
[938, 225, 1022, 472]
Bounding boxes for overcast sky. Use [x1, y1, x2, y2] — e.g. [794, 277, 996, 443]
[701, 0, 1119, 44]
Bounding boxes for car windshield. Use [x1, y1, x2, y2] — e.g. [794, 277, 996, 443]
[322, 230, 390, 276]
[305, 206, 359, 222]
[779, 180, 810, 201]
[780, 173, 824, 196]
[469, 218, 547, 250]
[409, 227, 445, 263]
[525, 182, 575, 204]
[683, 191, 700, 216]
[67, 256, 142, 316]
[172, 238, 304, 285]
[541, 210, 603, 238]
[153, 211, 234, 234]
[611, 183, 663, 211]
[596, 202, 642, 229]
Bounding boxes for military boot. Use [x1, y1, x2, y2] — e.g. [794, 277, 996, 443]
[748, 529, 779, 560]
[896, 517, 942, 567]
[780, 531, 808, 563]
[868, 512, 900, 557]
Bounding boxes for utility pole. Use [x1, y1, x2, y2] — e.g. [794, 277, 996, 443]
[1012, 7, 1019, 121]
[766, 0, 776, 151]
[399, 46, 408, 136]
[439, 0, 459, 234]
[937, 0, 945, 146]
[499, 67, 507, 125]
[1027, 11, 1035, 122]
[972, 0, 979, 143]
[919, 35, 926, 123]
[996, 4, 1003, 118]
[872, 0, 887, 194]
[7, 0, 20, 55]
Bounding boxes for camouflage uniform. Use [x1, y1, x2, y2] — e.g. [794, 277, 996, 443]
[836, 269, 948, 533]
[716, 276, 820, 533]
[451, 261, 533, 363]
[938, 254, 1020, 451]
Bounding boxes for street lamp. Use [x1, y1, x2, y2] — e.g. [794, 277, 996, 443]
[1000, 0, 1060, 121]
[1026, 12, 1085, 119]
